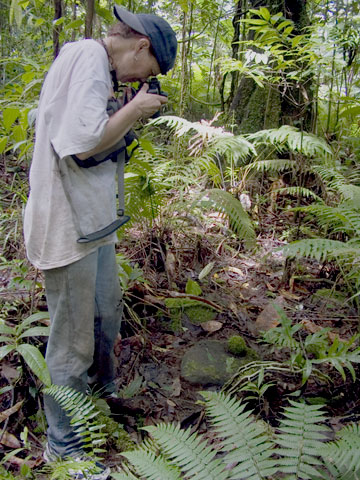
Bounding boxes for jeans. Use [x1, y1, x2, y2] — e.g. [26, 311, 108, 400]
[43, 244, 122, 457]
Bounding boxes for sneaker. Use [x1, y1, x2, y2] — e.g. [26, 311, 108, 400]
[43, 442, 110, 480]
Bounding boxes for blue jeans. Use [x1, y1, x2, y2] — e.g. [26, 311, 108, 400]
[43, 244, 122, 457]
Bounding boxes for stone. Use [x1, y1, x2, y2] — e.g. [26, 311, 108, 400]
[181, 340, 258, 386]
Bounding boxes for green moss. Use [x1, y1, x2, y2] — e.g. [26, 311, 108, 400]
[97, 413, 135, 452]
[227, 335, 247, 356]
[185, 305, 217, 324]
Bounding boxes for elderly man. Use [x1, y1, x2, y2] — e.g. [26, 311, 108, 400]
[24, 6, 177, 479]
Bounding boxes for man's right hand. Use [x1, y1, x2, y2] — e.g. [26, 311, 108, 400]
[131, 83, 168, 118]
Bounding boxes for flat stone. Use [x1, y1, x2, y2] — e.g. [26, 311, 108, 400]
[181, 340, 255, 386]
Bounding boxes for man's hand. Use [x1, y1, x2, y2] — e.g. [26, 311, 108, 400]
[131, 83, 167, 118]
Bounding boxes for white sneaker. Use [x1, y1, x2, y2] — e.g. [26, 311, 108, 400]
[44, 442, 110, 480]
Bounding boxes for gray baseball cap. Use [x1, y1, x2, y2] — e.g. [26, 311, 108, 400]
[114, 6, 177, 75]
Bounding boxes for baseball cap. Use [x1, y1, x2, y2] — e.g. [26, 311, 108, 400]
[113, 6, 177, 75]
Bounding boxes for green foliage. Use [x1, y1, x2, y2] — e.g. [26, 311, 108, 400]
[262, 306, 360, 383]
[194, 189, 256, 248]
[0, 311, 51, 385]
[275, 400, 330, 479]
[42, 384, 108, 457]
[114, 390, 360, 480]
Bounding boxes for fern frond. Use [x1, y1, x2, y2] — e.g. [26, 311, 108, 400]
[247, 126, 332, 157]
[204, 135, 256, 165]
[318, 423, 360, 479]
[275, 400, 329, 479]
[121, 448, 182, 480]
[201, 391, 277, 480]
[144, 423, 230, 480]
[43, 385, 107, 456]
[246, 159, 298, 173]
[274, 186, 323, 202]
[279, 238, 351, 262]
[150, 115, 234, 141]
[298, 204, 360, 236]
[194, 189, 256, 248]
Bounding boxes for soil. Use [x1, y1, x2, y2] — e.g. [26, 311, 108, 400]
[1, 209, 360, 474]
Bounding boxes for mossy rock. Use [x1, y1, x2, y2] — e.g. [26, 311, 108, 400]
[185, 305, 217, 324]
[181, 340, 259, 386]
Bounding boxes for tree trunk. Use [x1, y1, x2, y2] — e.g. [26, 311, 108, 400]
[85, 0, 95, 39]
[53, 0, 63, 58]
[228, 0, 311, 133]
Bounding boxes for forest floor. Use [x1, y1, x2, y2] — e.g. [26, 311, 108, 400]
[1, 184, 360, 475]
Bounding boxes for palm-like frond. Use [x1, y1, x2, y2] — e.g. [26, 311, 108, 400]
[144, 423, 230, 480]
[246, 158, 299, 173]
[194, 188, 256, 248]
[247, 125, 332, 157]
[201, 391, 277, 480]
[297, 204, 360, 236]
[43, 385, 107, 456]
[318, 424, 360, 479]
[274, 186, 323, 202]
[121, 448, 182, 480]
[275, 400, 330, 479]
[150, 115, 255, 165]
[280, 238, 355, 262]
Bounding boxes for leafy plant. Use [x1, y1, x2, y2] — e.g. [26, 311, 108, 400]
[262, 306, 360, 383]
[42, 384, 108, 458]
[112, 390, 360, 480]
[0, 311, 50, 385]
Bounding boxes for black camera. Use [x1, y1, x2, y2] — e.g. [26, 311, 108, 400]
[144, 77, 168, 98]
[138, 77, 167, 118]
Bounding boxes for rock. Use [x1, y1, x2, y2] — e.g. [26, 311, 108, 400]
[181, 340, 258, 386]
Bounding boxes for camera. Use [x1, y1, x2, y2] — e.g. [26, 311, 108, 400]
[138, 77, 167, 118]
[144, 77, 168, 98]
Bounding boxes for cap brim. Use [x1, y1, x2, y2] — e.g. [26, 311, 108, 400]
[113, 6, 147, 36]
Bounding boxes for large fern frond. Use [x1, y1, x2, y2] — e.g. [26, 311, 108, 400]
[193, 188, 256, 248]
[275, 400, 330, 479]
[318, 423, 360, 479]
[274, 186, 323, 202]
[246, 158, 299, 173]
[201, 391, 277, 480]
[247, 126, 332, 157]
[121, 447, 182, 480]
[43, 385, 107, 456]
[297, 204, 360, 236]
[143, 422, 230, 480]
[279, 238, 354, 262]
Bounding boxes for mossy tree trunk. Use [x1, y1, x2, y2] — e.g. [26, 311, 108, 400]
[228, 0, 311, 133]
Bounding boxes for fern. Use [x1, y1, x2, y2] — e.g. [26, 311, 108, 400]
[193, 188, 256, 248]
[318, 424, 360, 479]
[201, 391, 277, 480]
[280, 238, 353, 262]
[274, 186, 323, 202]
[122, 447, 182, 480]
[247, 126, 332, 158]
[43, 385, 108, 456]
[275, 400, 330, 479]
[296, 204, 360, 236]
[113, 391, 360, 480]
[246, 158, 298, 173]
[143, 423, 230, 480]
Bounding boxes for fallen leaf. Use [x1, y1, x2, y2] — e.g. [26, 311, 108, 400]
[0, 400, 23, 423]
[226, 266, 244, 276]
[201, 320, 223, 333]
[279, 289, 301, 300]
[254, 296, 286, 333]
[0, 431, 21, 449]
[167, 399, 177, 408]
[170, 377, 181, 397]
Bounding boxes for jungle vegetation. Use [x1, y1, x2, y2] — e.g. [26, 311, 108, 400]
[1, 0, 360, 478]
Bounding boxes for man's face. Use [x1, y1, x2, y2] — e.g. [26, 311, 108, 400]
[113, 38, 161, 84]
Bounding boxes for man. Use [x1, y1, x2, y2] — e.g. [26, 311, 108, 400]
[23, 6, 177, 479]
